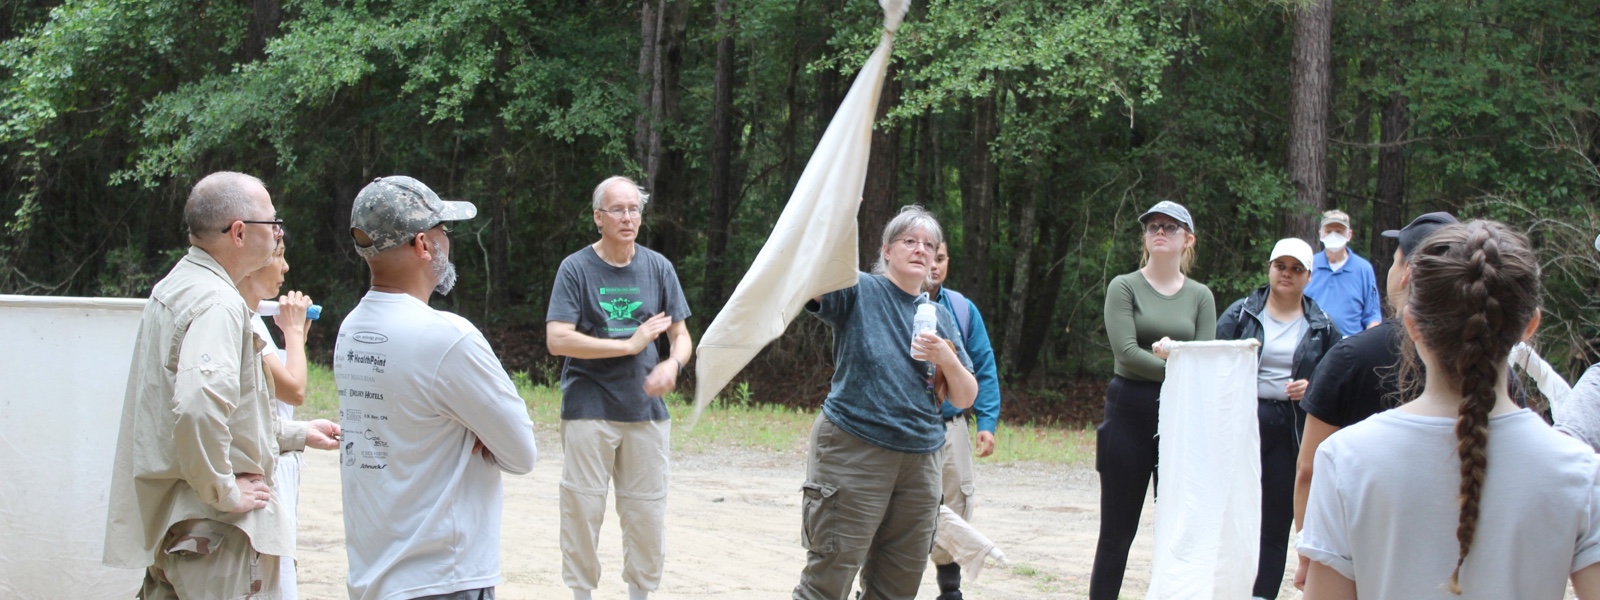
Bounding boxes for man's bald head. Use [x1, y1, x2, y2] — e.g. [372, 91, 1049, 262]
[186, 172, 267, 240]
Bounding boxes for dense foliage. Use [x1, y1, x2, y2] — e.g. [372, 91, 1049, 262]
[3, 0, 1597, 414]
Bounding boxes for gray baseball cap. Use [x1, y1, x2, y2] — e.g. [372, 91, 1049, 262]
[349, 176, 476, 258]
[1139, 200, 1195, 234]
[1382, 211, 1459, 258]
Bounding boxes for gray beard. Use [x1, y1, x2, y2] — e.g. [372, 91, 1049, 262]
[430, 241, 457, 296]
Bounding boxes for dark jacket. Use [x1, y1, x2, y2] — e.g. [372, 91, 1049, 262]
[1216, 285, 1341, 383]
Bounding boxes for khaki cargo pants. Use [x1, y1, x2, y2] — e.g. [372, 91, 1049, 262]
[140, 519, 280, 600]
[793, 414, 942, 600]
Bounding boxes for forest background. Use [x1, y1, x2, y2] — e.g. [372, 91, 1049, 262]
[3, 0, 1597, 424]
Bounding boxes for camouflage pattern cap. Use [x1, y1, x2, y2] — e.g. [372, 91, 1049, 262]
[350, 176, 476, 258]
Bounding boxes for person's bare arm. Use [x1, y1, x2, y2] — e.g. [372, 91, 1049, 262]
[546, 313, 671, 360]
[1296, 417, 1341, 529]
[1302, 560, 1357, 600]
[1293, 416, 1342, 589]
[264, 291, 312, 405]
[643, 320, 693, 397]
[1574, 562, 1600, 600]
[922, 332, 977, 409]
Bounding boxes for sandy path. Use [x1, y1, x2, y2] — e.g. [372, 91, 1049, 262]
[292, 438, 1298, 599]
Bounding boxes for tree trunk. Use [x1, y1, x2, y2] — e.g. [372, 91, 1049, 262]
[1346, 59, 1375, 230]
[779, 0, 806, 187]
[1287, 0, 1333, 243]
[705, 0, 736, 314]
[860, 65, 901, 271]
[244, 0, 282, 62]
[961, 88, 1000, 309]
[914, 111, 937, 208]
[639, 0, 689, 259]
[1001, 153, 1041, 376]
[1016, 206, 1064, 379]
[490, 194, 511, 310]
[634, 0, 659, 175]
[1372, 91, 1408, 299]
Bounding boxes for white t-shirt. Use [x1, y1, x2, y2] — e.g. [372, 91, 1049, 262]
[1299, 409, 1600, 599]
[334, 291, 539, 600]
[251, 316, 294, 422]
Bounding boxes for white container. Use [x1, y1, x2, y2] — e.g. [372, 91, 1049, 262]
[258, 301, 321, 321]
[911, 302, 938, 359]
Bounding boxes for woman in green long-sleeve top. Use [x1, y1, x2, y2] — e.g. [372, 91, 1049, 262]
[1088, 200, 1217, 600]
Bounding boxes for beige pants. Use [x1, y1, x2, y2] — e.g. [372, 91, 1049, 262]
[141, 519, 280, 600]
[793, 414, 943, 600]
[559, 419, 671, 592]
[931, 420, 998, 579]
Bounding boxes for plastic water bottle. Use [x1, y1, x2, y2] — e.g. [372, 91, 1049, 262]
[258, 300, 322, 321]
[911, 302, 938, 360]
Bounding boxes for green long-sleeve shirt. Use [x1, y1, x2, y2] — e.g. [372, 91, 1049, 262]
[1104, 271, 1217, 382]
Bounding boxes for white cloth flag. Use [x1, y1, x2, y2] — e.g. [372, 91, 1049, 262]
[691, 0, 909, 420]
[1511, 342, 1571, 416]
[0, 295, 145, 598]
[1146, 340, 1261, 600]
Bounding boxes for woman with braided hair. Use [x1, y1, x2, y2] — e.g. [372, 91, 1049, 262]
[1298, 220, 1600, 599]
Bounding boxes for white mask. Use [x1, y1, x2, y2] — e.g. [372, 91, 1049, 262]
[1321, 232, 1349, 251]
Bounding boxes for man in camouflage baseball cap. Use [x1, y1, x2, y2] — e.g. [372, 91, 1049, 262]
[336, 176, 538, 599]
[350, 175, 477, 259]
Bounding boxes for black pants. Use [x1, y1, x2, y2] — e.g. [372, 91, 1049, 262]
[1254, 399, 1306, 599]
[1088, 376, 1161, 600]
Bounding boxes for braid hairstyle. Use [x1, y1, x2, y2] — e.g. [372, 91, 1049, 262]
[1395, 220, 1541, 595]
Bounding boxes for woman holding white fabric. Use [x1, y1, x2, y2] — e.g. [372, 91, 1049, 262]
[236, 239, 314, 599]
[1090, 200, 1216, 600]
[794, 205, 977, 600]
[1215, 237, 1340, 599]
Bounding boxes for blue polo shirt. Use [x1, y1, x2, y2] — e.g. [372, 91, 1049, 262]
[1303, 249, 1383, 337]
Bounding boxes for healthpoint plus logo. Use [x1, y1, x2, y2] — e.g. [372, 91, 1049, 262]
[345, 351, 387, 368]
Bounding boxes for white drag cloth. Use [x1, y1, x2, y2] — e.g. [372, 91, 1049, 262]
[691, 0, 909, 421]
[1145, 340, 1261, 600]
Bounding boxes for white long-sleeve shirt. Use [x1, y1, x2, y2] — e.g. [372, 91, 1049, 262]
[335, 291, 538, 600]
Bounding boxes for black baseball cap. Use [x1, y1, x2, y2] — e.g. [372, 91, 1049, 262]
[1382, 211, 1459, 258]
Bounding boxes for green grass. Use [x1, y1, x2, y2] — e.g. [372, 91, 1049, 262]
[301, 364, 1095, 467]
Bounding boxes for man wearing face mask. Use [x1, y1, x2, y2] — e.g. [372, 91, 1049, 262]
[336, 176, 539, 600]
[1302, 209, 1383, 337]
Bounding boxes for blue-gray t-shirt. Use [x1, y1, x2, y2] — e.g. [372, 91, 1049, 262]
[546, 245, 691, 421]
[808, 272, 973, 454]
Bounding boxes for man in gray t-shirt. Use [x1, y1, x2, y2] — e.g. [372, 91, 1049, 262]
[546, 176, 692, 600]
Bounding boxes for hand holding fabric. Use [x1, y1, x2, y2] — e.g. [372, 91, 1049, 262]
[1152, 336, 1173, 360]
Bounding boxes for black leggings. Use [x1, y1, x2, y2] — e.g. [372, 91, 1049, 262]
[1254, 399, 1306, 599]
[1088, 376, 1161, 600]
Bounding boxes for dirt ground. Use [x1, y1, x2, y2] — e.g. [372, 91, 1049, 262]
[290, 434, 1314, 599]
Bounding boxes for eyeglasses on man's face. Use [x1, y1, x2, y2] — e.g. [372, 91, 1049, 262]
[222, 219, 285, 237]
[1143, 222, 1185, 237]
[599, 206, 644, 219]
[894, 238, 938, 253]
